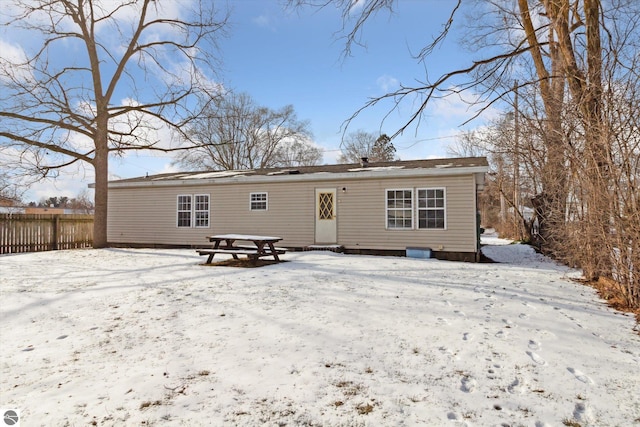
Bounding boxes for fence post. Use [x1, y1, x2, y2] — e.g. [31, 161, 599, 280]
[53, 215, 60, 251]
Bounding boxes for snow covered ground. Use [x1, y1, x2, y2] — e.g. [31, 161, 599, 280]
[1, 235, 639, 426]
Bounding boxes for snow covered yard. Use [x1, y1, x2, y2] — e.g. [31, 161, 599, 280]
[1, 240, 639, 426]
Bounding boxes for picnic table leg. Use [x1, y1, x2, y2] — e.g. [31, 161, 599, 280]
[266, 242, 280, 261]
[249, 253, 258, 266]
[225, 239, 240, 259]
[206, 239, 223, 264]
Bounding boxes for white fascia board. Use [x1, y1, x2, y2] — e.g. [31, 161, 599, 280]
[107, 165, 489, 189]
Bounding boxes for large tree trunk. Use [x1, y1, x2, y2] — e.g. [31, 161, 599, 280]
[551, 0, 609, 280]
[581, 0, 610, 280]
[519, 0, 568, 256]
[93, 125, 109, 249]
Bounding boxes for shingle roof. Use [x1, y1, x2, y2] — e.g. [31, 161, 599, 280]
[110, 157, 488, 185]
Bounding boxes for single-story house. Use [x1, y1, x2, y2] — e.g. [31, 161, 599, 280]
[104, 157, 489, 261]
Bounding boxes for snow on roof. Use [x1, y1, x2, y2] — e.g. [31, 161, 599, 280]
[180, 170, 254, 179]
[267, 169, 300, 176]
[347, 166, 405, 172]
[105, 157, 489, 186]
[151, 173, 192, 180]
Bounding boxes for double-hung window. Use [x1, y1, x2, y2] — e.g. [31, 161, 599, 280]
[250, 192, 268, 211]
[177, 194, 210, 228]
[386, 189, 413, 229]
[177, 195, 192, 227]
[194, 195, 210, 227]
[385, 188, 446, 230]
[417, 188, 446, 229]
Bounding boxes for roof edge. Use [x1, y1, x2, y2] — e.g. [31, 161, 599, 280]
[106, 164, 489, 189]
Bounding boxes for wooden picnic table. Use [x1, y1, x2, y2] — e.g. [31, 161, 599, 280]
[198, 234, 286, 264]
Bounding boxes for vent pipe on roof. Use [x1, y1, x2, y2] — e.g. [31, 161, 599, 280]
[360, 157, 369, 167]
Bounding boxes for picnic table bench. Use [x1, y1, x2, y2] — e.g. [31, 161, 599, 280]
[198, 234, 286, 264]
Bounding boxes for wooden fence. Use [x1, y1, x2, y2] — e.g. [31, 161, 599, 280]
[0, 214, 93, 254]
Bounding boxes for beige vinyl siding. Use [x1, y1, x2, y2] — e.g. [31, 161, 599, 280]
[108, 187, 207, 245]
[207, 182, 315, 247]
[107, 173, 479, 253]
[108, 182, 317, 247]
[336, 174, 477, 252]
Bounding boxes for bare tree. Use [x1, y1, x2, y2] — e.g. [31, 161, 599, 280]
[0, 0, 229, 247]
[449, 112, 542, 242]
[337, 131, 397, 163]
[446, 130, 489, 159]
[0, 167, 24, 202]
[275, 139, 324, 167]
[173, 92, 315, 170]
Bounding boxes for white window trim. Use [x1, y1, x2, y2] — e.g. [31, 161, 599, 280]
[193, 193, 210, 228]
[249, 192, 268, 211]
[177, 194, 210, 228]
[385, 188, 414, 230]
[417, 187, 447, 230]
[177, 194, 192, 228]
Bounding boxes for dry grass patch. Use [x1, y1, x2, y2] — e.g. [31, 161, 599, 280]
[139, 400, 163, 410]
[356, 403, 374, 415]
[203, 258, 285, 268]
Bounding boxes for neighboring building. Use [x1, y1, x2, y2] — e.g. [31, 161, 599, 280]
[24, 207, 66, 215]
[0, 196, 16, 207]
[104, 157, 489, 261]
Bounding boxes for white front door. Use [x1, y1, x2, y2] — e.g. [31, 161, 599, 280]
[315, 188, 337, 244]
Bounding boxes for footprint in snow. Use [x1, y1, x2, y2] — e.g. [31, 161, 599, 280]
[495, 330, 508, 339]
[526, 351, 546, 365]
[567, 367, 594, 384]
[507, 376, 526, 394]
[460, 376, 477, 393]
[487, 366, 499, 380]
[462, 332, 474, 341]
[528, 339, 541, 350]
[573, 402, 596, 424]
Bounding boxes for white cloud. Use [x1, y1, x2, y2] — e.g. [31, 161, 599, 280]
[24, 174, 94, 203]
[426, 89, 501, 126]
[0, 39, 33, 84]
[0, 39, 26, 64]
[93, 0, 195, 34]
[376, 74, 399, 92]
[159, 161, 181, 174]
[252, 14, 272, 29]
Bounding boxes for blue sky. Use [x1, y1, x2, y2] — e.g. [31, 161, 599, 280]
[15, 0, 496, 202]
